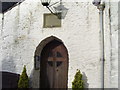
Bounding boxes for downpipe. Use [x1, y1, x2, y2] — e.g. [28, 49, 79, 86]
[92, 0, 105, 89]
[98, 3, 105, 89]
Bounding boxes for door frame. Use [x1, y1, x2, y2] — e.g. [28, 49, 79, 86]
[34, 36, 69, 88]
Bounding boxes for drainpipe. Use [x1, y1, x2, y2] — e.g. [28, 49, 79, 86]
[98, 3, 105, 89]
[92, 0, 105, 89]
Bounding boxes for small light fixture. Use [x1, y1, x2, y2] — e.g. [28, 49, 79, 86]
[54, 4, 68, 19]
[41, 0, 61, 15]
[34, 55, 40, 70]
[41, 0, 50, 7]
[41, 0, 68, 19]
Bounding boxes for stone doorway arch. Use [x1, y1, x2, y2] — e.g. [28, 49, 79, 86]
[34, 36, 69, 88]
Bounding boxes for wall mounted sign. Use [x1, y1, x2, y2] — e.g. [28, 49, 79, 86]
[43, 13, 61, 28]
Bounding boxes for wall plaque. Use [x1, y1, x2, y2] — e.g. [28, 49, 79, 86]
[43, 13, 61, 28]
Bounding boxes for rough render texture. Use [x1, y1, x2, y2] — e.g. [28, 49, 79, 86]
[0, 0, 118, 88]
[0, 14, 2, 71]
[104, 2, 118, 88]
[109, 2, 118, 88]
[0, 14, 2, 89]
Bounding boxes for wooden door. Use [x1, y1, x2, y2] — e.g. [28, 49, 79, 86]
[40, 40, 68, 88]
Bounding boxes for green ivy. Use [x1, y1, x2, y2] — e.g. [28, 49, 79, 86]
[18, 65, 29, 88]
[72, 69, 84, 90]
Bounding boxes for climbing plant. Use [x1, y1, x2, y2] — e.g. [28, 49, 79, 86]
[72, 69, 84, 90]
[18, 65, 29, 88]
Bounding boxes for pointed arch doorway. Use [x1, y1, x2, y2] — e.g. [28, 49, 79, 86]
[40, 39, 68, 88]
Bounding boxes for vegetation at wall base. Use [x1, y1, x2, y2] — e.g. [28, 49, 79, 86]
[72, 69, 84, 90]
[18, 65, 29, 88]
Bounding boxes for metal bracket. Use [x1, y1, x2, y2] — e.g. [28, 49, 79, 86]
[97, 3, 105, 11]
[34, 55, 40, 70]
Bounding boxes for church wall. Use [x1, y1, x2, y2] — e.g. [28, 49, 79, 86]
[0, 0, 118, 88]
[104, 1, 118, 88]
[0, 14, 2, 71]
[109, 2, 118, 88]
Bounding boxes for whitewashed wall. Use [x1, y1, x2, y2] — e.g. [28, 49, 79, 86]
[104, 1, 118, 88]
[0, 13, 2, 90]
[0, 14, 2, 71]
[109, 2, 118, 88]
[0, 0, 118, 88]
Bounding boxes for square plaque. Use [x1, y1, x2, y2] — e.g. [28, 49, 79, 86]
[43, 13, 61, 28]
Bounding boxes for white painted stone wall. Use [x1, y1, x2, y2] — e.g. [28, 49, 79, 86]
[104, 1, 118, 88]
[0, 0, 118, 88]
[0, 13, 2, 89]
[109, 2, 118, 88]
[0, 14, 2, 71]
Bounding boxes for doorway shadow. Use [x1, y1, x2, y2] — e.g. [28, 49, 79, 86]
[82, 72, 89, 88]
[29, 69, 40, 88]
